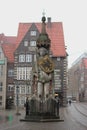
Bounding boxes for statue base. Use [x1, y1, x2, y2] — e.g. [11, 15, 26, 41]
[20, 97, 64, 122]
[20, 114, 63, 122]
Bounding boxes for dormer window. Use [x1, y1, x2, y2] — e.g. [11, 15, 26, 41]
[30, 41, 36, 46]
[57, 58, 60, 61]
[0, 40, 3, 44]
[24, 41, 28, 46]
[30, 31, 36, 36]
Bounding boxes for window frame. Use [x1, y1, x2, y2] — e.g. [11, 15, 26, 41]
[30, 40, 36, 46]
[24, 40, 28, 46]
[19, 54, 25, 62]
[8, 69, 14, 77]
[30, 31, 36, 36]
[26, 54, 32, 62]
[0, 82, 3, 91]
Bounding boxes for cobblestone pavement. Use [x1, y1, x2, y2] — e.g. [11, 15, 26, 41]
[0, 108, 64, 130]
[0, 103, 87, 130]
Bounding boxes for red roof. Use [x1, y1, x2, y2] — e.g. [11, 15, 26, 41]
[83, 58, 87, 68]
[2, 43, 16, 62]
[16, 22, 66, 57]
[5, 36, 16, 44]
[0, 34, 17, 62]
[16, 23, 32, 49]
[0, 33, 16, 44]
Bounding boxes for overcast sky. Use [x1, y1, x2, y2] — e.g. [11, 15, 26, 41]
[0, 0, 87, 68]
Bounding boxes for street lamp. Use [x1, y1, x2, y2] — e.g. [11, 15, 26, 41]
[26, 80, 31, 97]
[16, 85, 21, 115]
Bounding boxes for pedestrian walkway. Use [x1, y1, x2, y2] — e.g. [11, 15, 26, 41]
[72, 102, 87, 117]
[0, 107, 64, 123]
[0, 109, 24, 124]
[0, 104, 87, 130]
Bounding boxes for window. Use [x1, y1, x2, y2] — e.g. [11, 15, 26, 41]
[24, 41, 28, 46]
[0, 65, 3, 76]
[16, 86, 20, 93]
[21, 86, 25, 94]
[30, 41, 36, 46]
[54, 69, 60, 75]
[0, 96, 2, 100]
[26, 54, 32, 62]
[17, 67, 32, 80]
[30, 31, 36, 36]
[0, 82, 3, 91]
[17, 67, 26, 80]
[0, 102, 2, 105]
[21, 96, 25, 105]
[8, 85, 14, 91]
[8, 69, 14, 77]
[26, 67, 32, 80]
[19, 54, 25, 62]
[54, 69, 61, 90]
[0, 40, 3, 44]
[26, 86, 30, 94]
[57, 58, 60, 61]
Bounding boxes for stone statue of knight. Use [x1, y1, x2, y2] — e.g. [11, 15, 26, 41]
[32, 15, 54, 101]
[26, 15, 60, 119]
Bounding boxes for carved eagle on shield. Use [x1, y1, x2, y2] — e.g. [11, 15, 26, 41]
[38, 55, 54, 73]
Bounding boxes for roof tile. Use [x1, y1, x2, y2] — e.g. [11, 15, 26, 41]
[16, 22, 66, 57]
[2, 43, 16, 62]
[0, 34, 17, 62]
[83, 58, 87, 68]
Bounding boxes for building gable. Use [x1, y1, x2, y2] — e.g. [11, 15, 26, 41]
[15, 23, 40, 54]
[15, 20, 66, 57]
[0, 34, 17, 63]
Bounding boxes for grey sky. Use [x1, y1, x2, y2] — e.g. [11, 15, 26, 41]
[0, 0, 87, 68]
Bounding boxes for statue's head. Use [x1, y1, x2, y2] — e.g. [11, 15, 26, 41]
[38, 47, 48, 57]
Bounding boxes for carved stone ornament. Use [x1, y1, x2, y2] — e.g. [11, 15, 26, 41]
[38, 55, 54, 73]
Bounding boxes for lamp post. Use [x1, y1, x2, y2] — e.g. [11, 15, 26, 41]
[16, 85, 21, 115]
[9, 96, 12, 109]
[26, 80, 31, 97]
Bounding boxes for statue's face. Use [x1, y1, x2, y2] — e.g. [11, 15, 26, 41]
[39, 48, 48, 56]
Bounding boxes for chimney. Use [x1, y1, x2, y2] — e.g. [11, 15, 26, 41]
[47, 17, 52, 28]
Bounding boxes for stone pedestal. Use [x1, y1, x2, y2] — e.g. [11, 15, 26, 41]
[20, 97, 63, 122]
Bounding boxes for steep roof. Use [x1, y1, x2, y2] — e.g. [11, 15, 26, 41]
[0, 33, 16, 44]
[16, 21, 66, 57]
[0, 34, 17, 62]
[2, 43, 16, 62]
[5, 36, 16, 44]
[83, 58, 87, 69]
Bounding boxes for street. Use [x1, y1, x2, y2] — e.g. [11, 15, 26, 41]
[0, 102, 87, 130]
